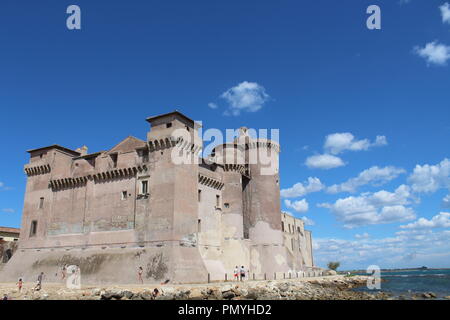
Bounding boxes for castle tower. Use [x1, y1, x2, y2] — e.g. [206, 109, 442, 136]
[145, 111, 207, 282]
[237, 129, 289, 276]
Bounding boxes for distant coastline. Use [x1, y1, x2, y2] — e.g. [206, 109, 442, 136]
[342, 267, 450, 274]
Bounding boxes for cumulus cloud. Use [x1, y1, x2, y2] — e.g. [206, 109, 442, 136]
[313, 230, 450, 269]
[319, 185, 415, 228]
[414, 41, 450, 66]
[324, 133, 387, 155]
[305, 154, 345, 170]
[280, 177, 325, 198]
[220, 81, 270, 116]
[400, 212, 450, 229]
[301, 216, 315, 226]
[408, 158, 450, 193]
[207, 102, 218, 109]
[443, 195, 450, 208]
[327, 166, 405, 194]
[355, 232, 370, 239]
[440, 2, 450, 24]
[284, 199, 309, 213]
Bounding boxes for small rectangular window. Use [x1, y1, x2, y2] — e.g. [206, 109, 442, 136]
[121, 191, 128, 200]
[297, 227, 301, 233]
[166, 123, 172, 128]
[198, 219, 201, 233]
[216, 195, 220, 207]
[224, 203, 230, 208]
[111, 154, 118, 168]
[30, 220, 38, 237]
[142, 150, 149, 162]
[141, 181, 148, 194]
[198, 190, 202, 202]
[281, 221, 285, 232]
[39, 197, 44, 209]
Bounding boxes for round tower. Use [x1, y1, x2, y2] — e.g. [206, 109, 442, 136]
[213, 143, 246, 239]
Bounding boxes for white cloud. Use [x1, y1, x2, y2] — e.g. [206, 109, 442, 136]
[280, 177, 325, 198]
[319, 185, 415, 228]
[284, 199, 309, 213]
[440, 2, 450, 24]
[220, 81, 269, 116]
[355, 232, 370, 239]
[327, 166, 405, 194]
[208, 102, 218, 109]
[400, 212, 450, 229]
[408, 158, 450, 193]
[305, 154, 345, 170]
[414, 41, 450, 66]
[313, 230, 450, 269]
[1, 208, 15, 213]
[324, 132, 387, 155]
[301, 216, 315, 226]
[443, 195, 450, 208]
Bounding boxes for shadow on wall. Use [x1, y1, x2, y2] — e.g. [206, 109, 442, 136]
[0, 241, 18, 264]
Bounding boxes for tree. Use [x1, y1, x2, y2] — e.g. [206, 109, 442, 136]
[327, 261, 340, 271]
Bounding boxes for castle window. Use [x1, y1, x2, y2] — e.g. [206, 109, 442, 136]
[281, 221, 285, 232]
[141, 181, 148, 195]
[198, 219, 201, 233]
[224, 203, 230, 209]
[39, 197, 44, 209]
[166, 123, 172, 128]
[110, 154, 118, 168]
[297, 226, 301, 233]
[185, 126, 190, 132]
[198, 190, 202, 202]
[142, 150, 149, 162]
[30, 220, 38, 237]
[121, 191, 128, 200]
[216, 195, 220, 207]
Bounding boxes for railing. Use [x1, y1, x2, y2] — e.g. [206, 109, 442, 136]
[206, 269, 326, 283]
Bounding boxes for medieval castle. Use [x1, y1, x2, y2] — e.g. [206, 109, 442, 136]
[0, 111, 314, 284]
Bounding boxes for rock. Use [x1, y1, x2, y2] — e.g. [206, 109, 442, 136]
[276, 282, 289, 292]
[421, 293, 432, 299]
[91, 288, 101, 296]
[139, 291, 154, 300]
[325, 270, 337, 276]
[222, 291, 236, 300]
[428, 292, 437, 298]
[187, 288, 204, 300]
[121, 290, 134, 299]
[444, 296, 450, 300]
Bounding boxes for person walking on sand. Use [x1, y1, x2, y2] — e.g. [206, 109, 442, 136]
[16, 278, 23, 292]
[138, 266, 144, 284]
[34, 272, 44, 291]
[234, 266, 239, 281]
[61, 265, 67, 280]
[240, 266, 246, 282]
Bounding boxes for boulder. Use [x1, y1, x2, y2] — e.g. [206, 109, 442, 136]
[324, 270, 337, 276]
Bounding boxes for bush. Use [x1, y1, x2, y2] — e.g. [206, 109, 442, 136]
[327, 261, 340, 271]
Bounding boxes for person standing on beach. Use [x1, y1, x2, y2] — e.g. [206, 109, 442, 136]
[16, 278, 23, 292]
[138, 266, 144, 284]
[34, 272, 44, 291]
[61, 265, 67, 280]
[240, 266, 246, 282]
[234, 266, 239, 281]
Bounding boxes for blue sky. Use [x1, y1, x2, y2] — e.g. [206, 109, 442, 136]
[1, 0, 450, 269]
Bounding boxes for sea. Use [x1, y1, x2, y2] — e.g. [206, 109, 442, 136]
[353, 269, 450, 298]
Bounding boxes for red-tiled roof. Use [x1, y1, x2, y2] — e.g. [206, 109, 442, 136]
[0, 226, 20, 234]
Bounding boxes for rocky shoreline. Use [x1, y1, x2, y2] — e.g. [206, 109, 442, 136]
[1, 275, 449, 300]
